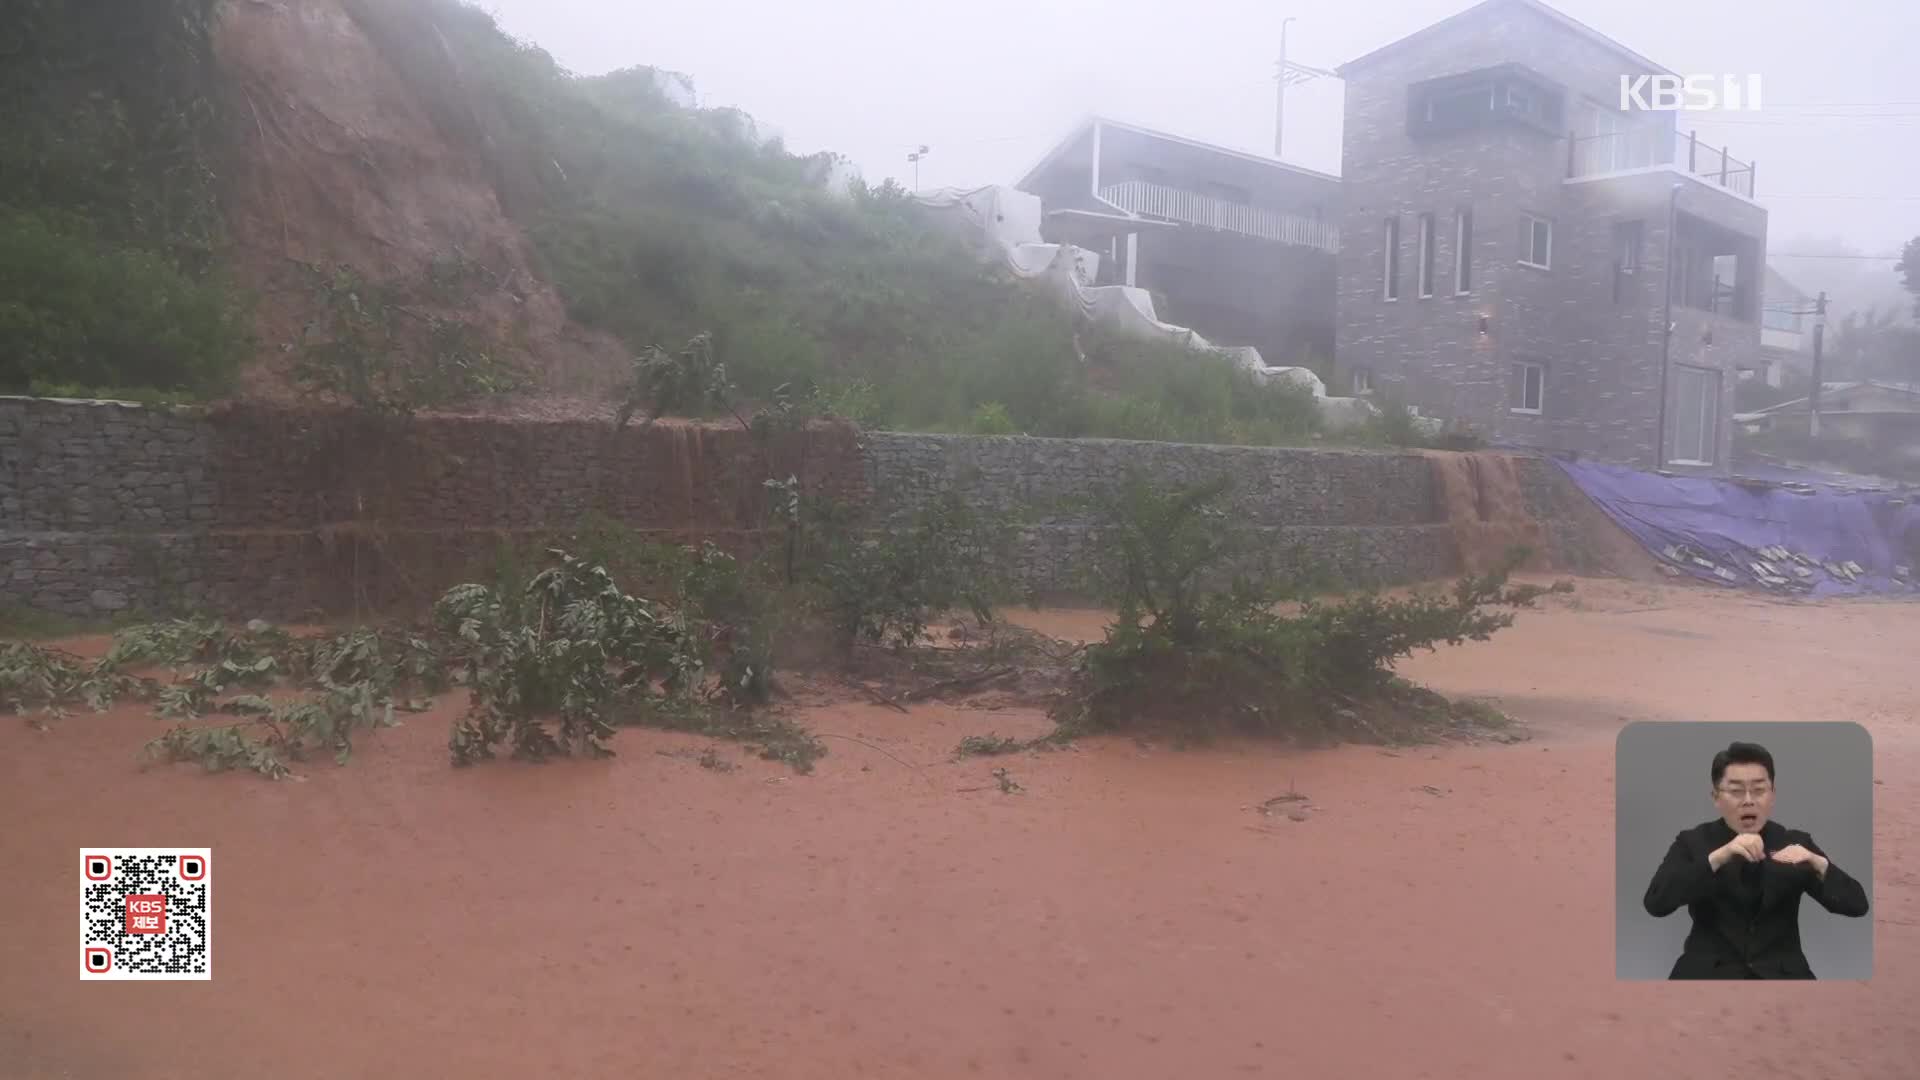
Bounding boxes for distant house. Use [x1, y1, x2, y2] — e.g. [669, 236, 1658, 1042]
[1016, 116, 1340, 367]
[1744, 266, 1815, 388]
[1334, 0, 1765, 473]
[1737, 380, 1920, 461]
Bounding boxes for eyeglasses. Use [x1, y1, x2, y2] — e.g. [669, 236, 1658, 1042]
[1717, 784, 1772, 799]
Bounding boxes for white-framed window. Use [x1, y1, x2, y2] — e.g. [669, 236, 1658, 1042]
[1670, 365, 1720, 465]
[1454, 208, 1473, 294]
[1383, 216, 1400, 300]
[1417, 213, 1435, 298]
[1519, 213, 1552, 269]
[1352, 368, 1374, 395]
[1509, 361, 1544, 414]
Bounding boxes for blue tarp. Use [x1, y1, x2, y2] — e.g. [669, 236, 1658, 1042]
[1556, 459, 1920, 597]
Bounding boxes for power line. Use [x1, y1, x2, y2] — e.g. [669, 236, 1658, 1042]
[1762, 101, 1920, 108]
[1687, 114, 1920, 125]
[1768, 253, 1905, 260]
[1764, 193, 1920, 201]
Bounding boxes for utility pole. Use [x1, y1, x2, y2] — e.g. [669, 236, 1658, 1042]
[1656, 182, 1681, 468]
[1273, 20, 1333, 162]
[1809, 290, 1828, 438]
[1275, 18, 1294, 157]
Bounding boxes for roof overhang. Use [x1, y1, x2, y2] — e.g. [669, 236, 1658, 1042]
[1016, 114, 1341, 192]
[1336, 0, 1676, 80]
[1043, 208, 1180, 242]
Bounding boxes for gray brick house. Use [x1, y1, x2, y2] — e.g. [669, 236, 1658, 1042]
[1334, 0, 1766, 471]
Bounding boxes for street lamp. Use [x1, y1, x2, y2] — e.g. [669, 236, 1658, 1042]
[907, 145, 930, 191]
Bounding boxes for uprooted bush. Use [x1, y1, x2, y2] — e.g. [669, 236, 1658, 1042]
[434, 544, 827, 770]
[0, 616, 450, 777]
[1055, 474, 1570, 743]
[436, 549, 712, 765]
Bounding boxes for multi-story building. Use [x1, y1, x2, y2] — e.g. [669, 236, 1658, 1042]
[1018, 116, 1341, 368]
[1334, 0, 1766, 472]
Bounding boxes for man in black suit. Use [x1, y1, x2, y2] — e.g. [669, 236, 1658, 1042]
[1643, 741, 1870, 979]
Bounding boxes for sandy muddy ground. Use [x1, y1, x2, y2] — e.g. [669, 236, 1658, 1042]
[3, 577, 1917, 1079]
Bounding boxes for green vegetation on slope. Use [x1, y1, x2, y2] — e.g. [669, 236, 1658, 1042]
[347, 0, 1328, 444]
[0, 0, 249, 397]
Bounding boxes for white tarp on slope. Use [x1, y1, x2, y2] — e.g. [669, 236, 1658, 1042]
[909, 185, 1380, 429]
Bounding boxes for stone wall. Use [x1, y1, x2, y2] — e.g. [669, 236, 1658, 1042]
[3, 398, 1616, 618]
[0, 397, 862, 616]
[864, 433, 1461, 594]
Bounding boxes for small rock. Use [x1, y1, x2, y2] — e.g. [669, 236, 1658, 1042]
[89, 589, 128, 611]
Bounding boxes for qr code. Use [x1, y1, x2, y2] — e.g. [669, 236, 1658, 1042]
[80, 849, 212, 980]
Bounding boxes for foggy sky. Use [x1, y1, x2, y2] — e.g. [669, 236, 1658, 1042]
[483, 0, 1920, 307]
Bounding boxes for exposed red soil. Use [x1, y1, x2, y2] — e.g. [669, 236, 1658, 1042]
[3, 578, 1917, 1078]
[212, 0, 630, 409]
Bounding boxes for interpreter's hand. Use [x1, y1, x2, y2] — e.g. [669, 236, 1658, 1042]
[1770, 844, 1829, 877]
[1709, 832, 1767, 870]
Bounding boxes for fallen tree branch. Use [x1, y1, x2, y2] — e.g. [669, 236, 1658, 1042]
[814, 732, 934, 790]
[858, 685, 910, 713]
[893, 666, 1016, 706]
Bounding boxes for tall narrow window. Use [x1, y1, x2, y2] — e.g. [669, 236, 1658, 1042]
[1612, 220, 1643, 303]
[1614, 220, 1643, 272]
[1519, 213, 1552, 269]
[1509, 361, 1544, 414]
[1383, 216, 1401, 300]
[1417, 213, 1435, 298]
[1454, 208, 1473, 294]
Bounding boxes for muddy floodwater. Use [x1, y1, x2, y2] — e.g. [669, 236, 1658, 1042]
[4, 578, 1917, 1078]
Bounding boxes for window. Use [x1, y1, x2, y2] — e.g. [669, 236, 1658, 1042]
[1612, 220, 1643, 303]
[1614, 221, 1643, 272]
[1504, 84, 1539, 121]
[1424, 84, 1495, 128]
[1382, 216, 1400, 300]
[1762, 306, 1804, 334]
[1352, 368, 1374, 395]
[1413, 212, 1428, 295]
[1670, 365, 1720, 465]
[1519, 214, 1552, 269]
[1509, 361, 1544, 414]
[1711, 254, 1741, 316]
[1410, 68, 1564, 137]
[1454, 209, 1473, 294]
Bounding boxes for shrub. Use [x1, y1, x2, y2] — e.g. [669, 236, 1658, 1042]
[1060, 476, 1568, 741]
[291, 263, 525, 414]
[0, 211, 247, 395]
[796, 491, 1007, 652]
[435, 549, 702, 765]
[968, 402, 1019, 435]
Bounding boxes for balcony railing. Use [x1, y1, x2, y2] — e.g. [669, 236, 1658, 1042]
[1567, 128, 1755, 197]
[1099, 180, 1341, 253]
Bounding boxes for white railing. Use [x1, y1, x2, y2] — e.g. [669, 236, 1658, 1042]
[1568, 128, 1755, 198]
[1099, 180, 1340, 253]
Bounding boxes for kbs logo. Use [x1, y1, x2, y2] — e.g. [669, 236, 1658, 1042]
[1619, 74, 1763, 112]
[126, 895, 167, 934]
